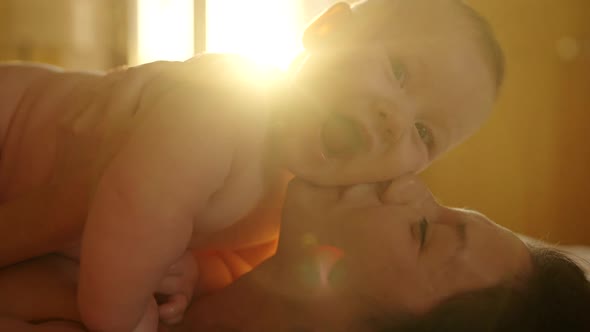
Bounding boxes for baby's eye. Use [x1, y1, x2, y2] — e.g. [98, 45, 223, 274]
[415, 122, 434, 148]
[390, 59, 407, 87]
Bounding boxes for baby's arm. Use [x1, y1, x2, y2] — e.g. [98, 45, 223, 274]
[155, 250, 199, 325]
[78, 84, 237, 332]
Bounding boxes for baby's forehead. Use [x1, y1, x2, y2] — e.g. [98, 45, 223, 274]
[349, 0, 491, 77]
[351, 0, 475, 38]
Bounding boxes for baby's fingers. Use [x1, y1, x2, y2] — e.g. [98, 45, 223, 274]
[158, 294, 188, 325]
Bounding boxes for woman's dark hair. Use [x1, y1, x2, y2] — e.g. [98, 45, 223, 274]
[370, 244, 590, 332]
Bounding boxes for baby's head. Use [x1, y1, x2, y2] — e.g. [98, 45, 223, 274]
[277, 0, 504, 185]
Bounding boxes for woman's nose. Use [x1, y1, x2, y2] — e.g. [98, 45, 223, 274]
[435, 207, 491, 228]
[379, 174, 432, 205]
[434, 207, 469, 227]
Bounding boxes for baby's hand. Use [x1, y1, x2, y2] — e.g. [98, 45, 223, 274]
[155, 251, 199, 326]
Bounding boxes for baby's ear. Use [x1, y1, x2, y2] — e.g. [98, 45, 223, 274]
[302, 2, 353, 51]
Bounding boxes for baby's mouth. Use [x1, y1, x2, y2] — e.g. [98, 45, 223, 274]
[321, 113, 365, 159]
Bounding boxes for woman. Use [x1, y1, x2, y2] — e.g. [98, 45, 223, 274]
[1, 175, 589, 331]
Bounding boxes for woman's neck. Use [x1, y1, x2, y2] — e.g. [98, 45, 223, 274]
[178, 260, 308, 332]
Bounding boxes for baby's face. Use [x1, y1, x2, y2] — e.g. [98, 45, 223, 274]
[278, 2, 496, 185]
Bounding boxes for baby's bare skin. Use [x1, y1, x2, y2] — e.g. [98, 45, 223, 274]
[0, 63, 102, 265]
[0, 1, 500, 329]
[0, 63, 93, 199]
[0, 57, 286, 331]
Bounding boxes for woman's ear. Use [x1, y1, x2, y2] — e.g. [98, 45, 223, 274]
[302, 2, 353, 51]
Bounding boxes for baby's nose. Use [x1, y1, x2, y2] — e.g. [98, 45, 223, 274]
[380, 174, 432, 205]
[370, 100, 409, 147]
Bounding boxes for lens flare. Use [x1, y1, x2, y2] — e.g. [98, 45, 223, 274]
[206, 0, 303, 70]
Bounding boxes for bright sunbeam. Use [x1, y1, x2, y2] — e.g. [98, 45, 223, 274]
[206, 0, 303, 70]
[134, 0, 194, 65]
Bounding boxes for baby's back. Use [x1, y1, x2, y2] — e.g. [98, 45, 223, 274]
[0, 57, 285, 248]
[0, 63, 99, 201]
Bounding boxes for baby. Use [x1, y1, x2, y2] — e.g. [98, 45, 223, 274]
[0, 0, 503, 331]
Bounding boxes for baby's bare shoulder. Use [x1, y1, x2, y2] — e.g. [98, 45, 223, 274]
[137, 56, 276, 145]
[0, 63, 62, 147]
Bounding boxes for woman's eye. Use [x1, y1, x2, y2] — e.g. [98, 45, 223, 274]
[419, 218, 429, 248]
[415, 122, 434, 148]
[391, 60, 407, 87]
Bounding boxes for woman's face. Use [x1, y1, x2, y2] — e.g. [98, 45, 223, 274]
[177, 176, 532, 332]
[270, 176, 532, 330]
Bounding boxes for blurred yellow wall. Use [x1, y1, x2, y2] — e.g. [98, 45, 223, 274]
[0, 0, 127, 70]
[422, 0, 590, 244]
